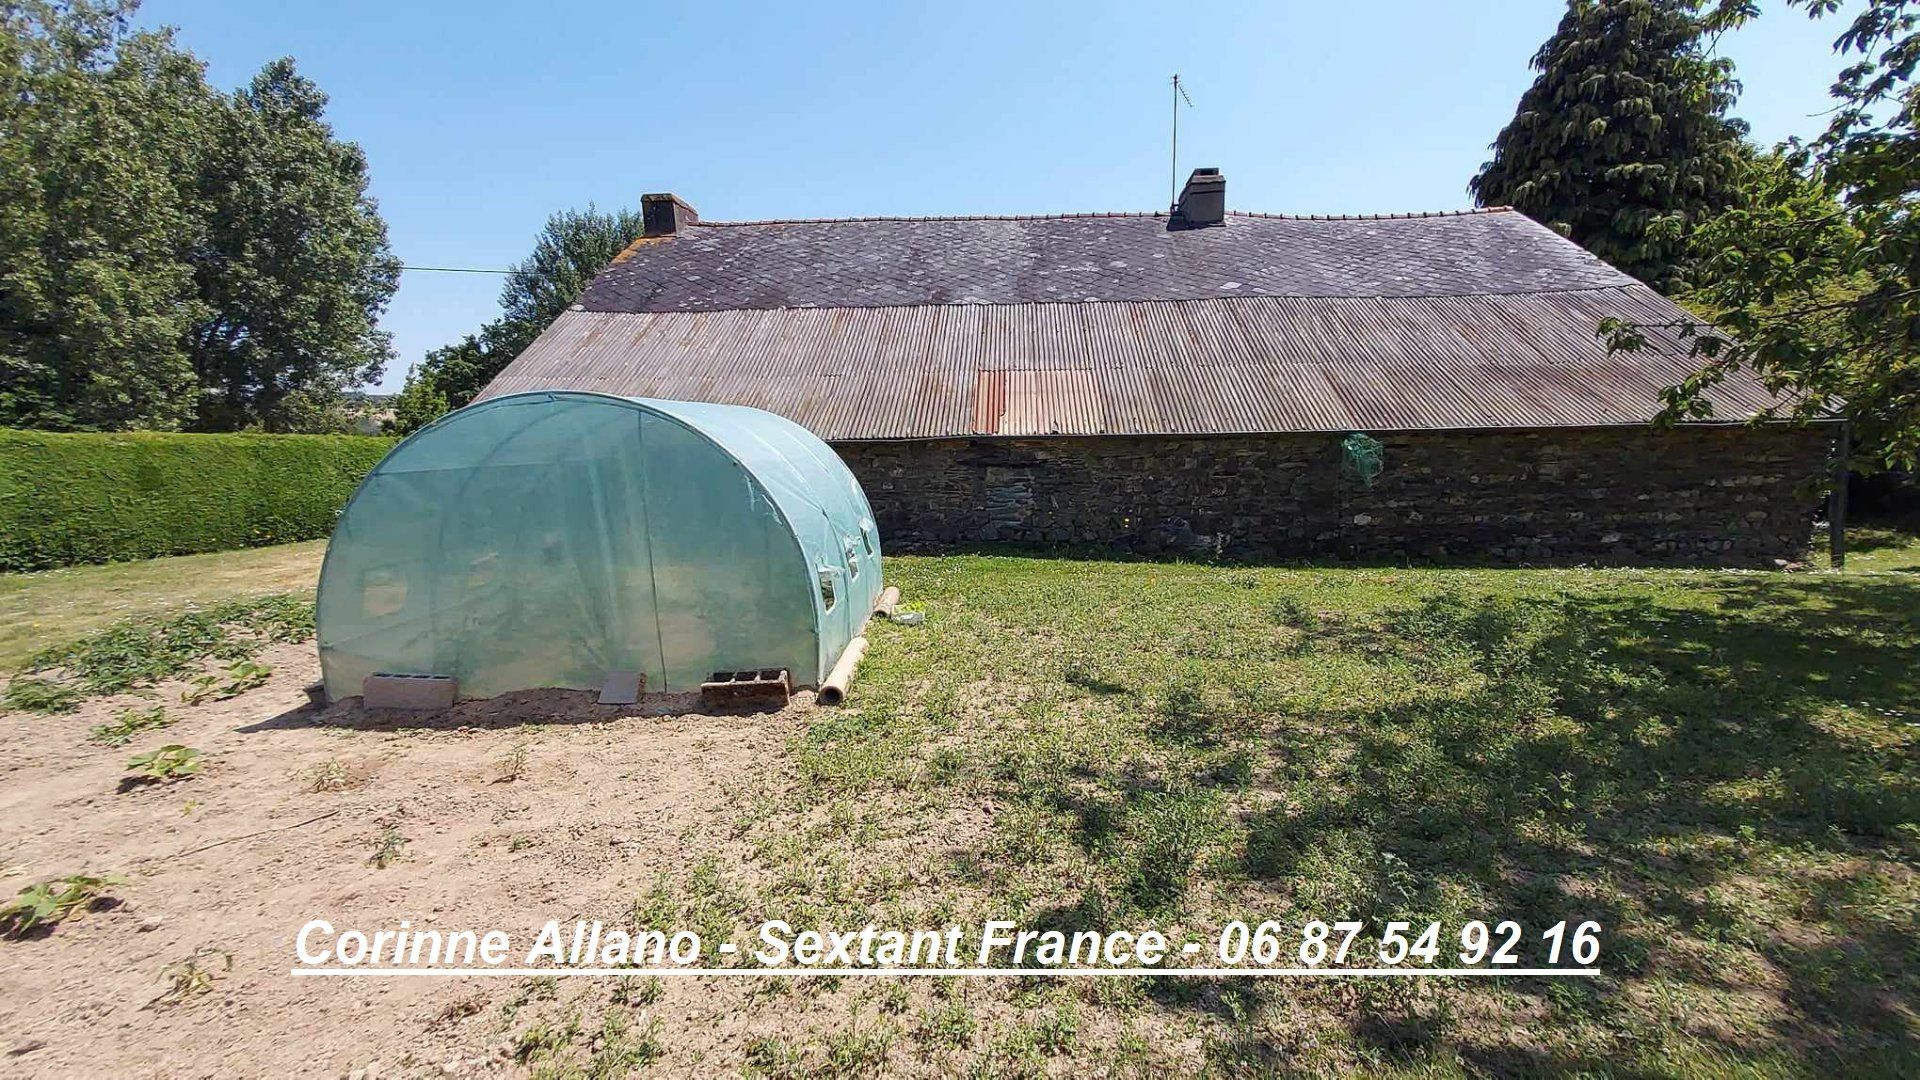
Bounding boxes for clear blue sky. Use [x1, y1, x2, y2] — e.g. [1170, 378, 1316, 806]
[138, 0, 1847, 392]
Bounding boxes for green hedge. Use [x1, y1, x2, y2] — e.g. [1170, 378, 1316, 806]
[0, 429, 396, 572]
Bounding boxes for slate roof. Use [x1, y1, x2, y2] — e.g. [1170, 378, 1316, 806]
[481, 206, 1803, 439]
[577, 209, 1636, 312]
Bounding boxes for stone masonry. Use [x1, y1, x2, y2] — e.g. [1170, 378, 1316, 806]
[834, 425, 1835, 566]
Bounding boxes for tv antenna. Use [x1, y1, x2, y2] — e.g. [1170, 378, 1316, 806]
[1169, 74, 1193, 212]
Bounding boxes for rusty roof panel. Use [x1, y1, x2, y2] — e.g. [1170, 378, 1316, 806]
[481, 285, 1803, 440]
[999, 368, 1102, 436]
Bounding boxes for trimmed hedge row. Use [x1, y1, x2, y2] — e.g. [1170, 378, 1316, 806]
[0, 429, 396, 572]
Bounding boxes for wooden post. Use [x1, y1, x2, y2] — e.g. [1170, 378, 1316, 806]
[1830, 419, 1850, 570]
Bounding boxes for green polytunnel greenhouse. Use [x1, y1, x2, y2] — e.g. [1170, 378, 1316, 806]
[316, 391, 884, 703]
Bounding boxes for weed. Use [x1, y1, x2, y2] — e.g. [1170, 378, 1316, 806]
[915, 1000, 976, 1049]
[611, 974, 663, 1007]
[743, 1035, 807, 1078]
[1156, 664, 1211, 733]
[182, 659, 272, 704]
[1, 676, 83, 713]
[1032, 1002, 1080, 1054]
[508, 834, 533, 853]
[967, 1027, 1046, 1080]
[125, 745, 202, 783]
[582, 1009, 662, 1076]
[89, 705, 173, 746]
[1117, 788, 1225, 914]
[924, 746, 969, 784]
[1, 874, 123, 936]
[513, 1009, 581, 1063]
[495, 742, 531, 783]
[152, 946, 232, 1007]
[872, 980, 910, 1015]
[499, 975, 558, 1021]
[301, 759, 350, 793]
[822, 1018, 896, 1076]
[628, 857, 743, 957]
[1270, 594, 1322, 631]
[1084, 976, 1146, 1010]
[17, 595, 310, 707]
[369, 825, 408, 868]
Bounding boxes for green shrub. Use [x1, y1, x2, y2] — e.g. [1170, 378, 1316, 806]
[0, 429, 394, 571]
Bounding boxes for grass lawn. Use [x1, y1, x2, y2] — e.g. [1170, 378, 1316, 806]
[1833, 514, 1920, 573]
[3, 524, 1917, 1074]
[767, 530, 1920, 1075]
[0, 539, 325, 671]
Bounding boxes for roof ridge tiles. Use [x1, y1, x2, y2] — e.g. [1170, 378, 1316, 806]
[692, 207, 1512, 227]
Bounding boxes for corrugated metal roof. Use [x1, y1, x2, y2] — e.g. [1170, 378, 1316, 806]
[479, 286, 1794, 439]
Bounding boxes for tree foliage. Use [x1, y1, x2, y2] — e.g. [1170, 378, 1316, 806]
[1606, 1, 1920, 470]
[0, 1, 396, 432]
[0, 1, 208, 430]
[1471, 0, 1751, 291]
[187, 58, 398, 431]
[389, 206, 643, 432]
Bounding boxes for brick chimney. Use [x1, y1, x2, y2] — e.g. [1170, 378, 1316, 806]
[641, 193, 698, 237]
[1171, 168, 1225, 229]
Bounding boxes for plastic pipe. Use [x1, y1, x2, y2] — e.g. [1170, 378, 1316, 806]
[872, 586, 901, 618]
[817, 635, 869, 706]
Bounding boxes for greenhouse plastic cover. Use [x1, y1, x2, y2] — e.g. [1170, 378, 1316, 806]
[317, 391, 883, 701]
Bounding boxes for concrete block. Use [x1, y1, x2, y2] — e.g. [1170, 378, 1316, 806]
[363, 673, 457, 710]
[700, 668, 790, 705]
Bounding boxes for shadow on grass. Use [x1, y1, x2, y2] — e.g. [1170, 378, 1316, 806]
[1012, 574, 1920, 1072]
[1288, 577, 1911, 1070]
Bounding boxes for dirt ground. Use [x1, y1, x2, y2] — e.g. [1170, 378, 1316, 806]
[0, 643, 832, 1077]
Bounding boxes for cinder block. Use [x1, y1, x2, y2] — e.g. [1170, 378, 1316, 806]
[700, 668, 790, 705]
[363, 672, 457, 710]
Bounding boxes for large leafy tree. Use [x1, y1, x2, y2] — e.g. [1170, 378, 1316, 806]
[0, 1, 396, 432]
[0, 0, 211, 430]
[1606, 1, 1920, 470]
[1470, 0, 1751, 291]
[188, 58, 398, 431]
[390, 207, 644, 431]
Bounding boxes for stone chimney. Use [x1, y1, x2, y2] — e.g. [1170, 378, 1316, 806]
[1171, 168, 1225, 229]
[641, 193, 698, 237]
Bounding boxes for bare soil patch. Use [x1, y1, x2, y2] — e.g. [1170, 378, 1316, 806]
[0, 644, 813, 1077]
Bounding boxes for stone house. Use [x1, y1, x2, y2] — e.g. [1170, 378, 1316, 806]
[478, 171, 1836, 565]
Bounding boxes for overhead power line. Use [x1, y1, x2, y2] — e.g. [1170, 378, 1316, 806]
[395, 263, 510, 272]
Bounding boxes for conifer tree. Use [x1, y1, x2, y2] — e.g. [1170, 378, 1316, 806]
[1470, 0, 1749, 291]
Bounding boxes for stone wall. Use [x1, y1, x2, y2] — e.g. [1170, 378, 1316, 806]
[834, 426, 1835, 566]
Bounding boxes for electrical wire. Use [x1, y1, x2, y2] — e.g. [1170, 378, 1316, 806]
[395, 263, 510, 272]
